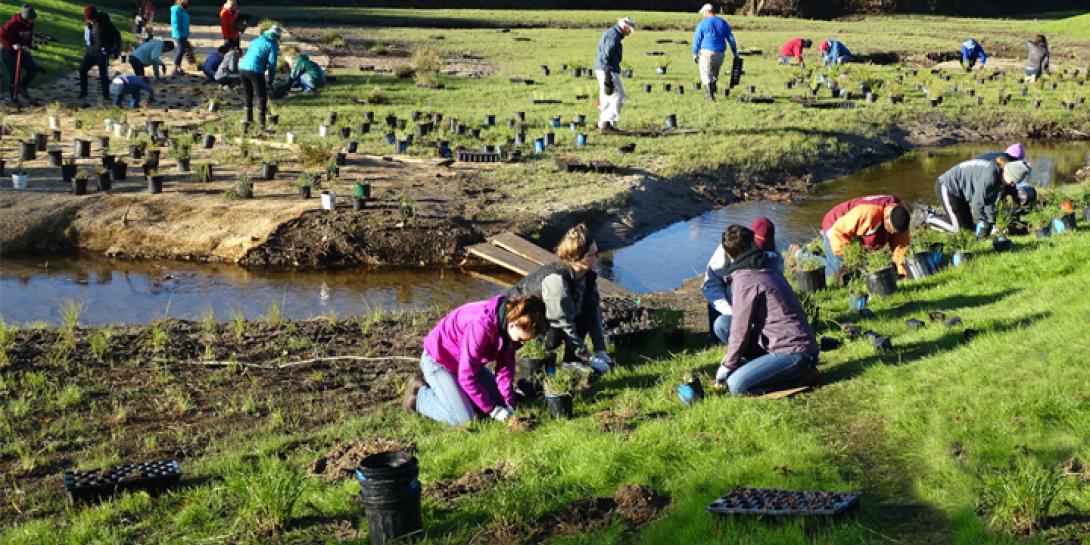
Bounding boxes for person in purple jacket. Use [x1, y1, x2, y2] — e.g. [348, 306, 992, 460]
[714, 225, 820, 395]
[403, 294, 549, 426]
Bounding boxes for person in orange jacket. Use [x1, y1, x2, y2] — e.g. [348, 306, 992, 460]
[219, 0, 241, 49]
[820, 195, 911, 278]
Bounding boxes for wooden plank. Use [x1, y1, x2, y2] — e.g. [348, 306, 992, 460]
[759, 386, 812, 400]
[463, 269, 515, 289]
[490, 232, 555, 266]
[465, 244, 541, 276]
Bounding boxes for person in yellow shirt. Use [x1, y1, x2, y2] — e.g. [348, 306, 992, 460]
[820, 195, 911, 278]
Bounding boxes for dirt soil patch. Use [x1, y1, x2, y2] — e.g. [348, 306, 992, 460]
[426, 464, 511, 504]
[534, 484, 669, 539]
[310, 437, 417, 483]
[291, 27, 495, 78]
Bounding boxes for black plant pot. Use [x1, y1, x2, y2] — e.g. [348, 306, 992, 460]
[545, 394, 573, 419]
[47, 149, 63, 166]
[358, 122, 371, 135]
[795, 268, 826, 293]
[992, 236, 1014, 252]
[130, 144, 145, 159]
[905, 252, 933, 279]
[352, 196, 366, 210]
[97, 136, 110, 150]
[102, 154, 115, 170]
[664, 114, 677, 129]
[340, 126, 352, 139]
[269, 114, 280, 126]
[865, 266, 898, 297]
[261, 162, 278, 180]
[148, 150, 161, 164]
[364, 111, 375, 123]
[177, 157, 191, 172]
[20, 141, 37, 161]
[61, 164, 77, 183]
[96, 173, 111, 192]
[336, 152, 347, 166]
[347, 141, 359, 153]
[147, 175, 163, 194]
[71, 178, 88, 195]
[298, 185, 312, 199]
[326, 111, 338, 126]
[202, 134, 216, 149]
[74, 139, 91, 158]
[111, 162, 127, 180]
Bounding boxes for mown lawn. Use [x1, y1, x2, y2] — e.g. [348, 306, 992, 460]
[3, 183, 1090, 543]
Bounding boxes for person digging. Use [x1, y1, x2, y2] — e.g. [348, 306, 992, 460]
[238, 24, 282, 131]
[109, 73, 154, 109]
[1, 4, 40, 104]
[595, 17, 634, 134]
[925, 156, 1032, 236]
[692, 3, 738, 101]
[821, 195, 911, 282]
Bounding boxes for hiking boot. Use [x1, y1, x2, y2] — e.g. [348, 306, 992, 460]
[800, 366, 822, 387]
[401, 374, 425, 412]
[598, 123, 623, 135]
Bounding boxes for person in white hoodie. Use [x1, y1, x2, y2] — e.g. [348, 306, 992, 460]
[702, 217, 783, 344]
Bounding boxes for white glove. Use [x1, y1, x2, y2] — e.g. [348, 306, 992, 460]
[587, 355, 611, 374]
[595, 350, 613, 364]
[489, 405, 512, 422]
[13, 44, 21, 51]
[715, 365, 731, 386]
[713, 299, 732, 316]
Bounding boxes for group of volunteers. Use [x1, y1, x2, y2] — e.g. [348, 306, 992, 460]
[589, 3, 1056, 133]
[404, 142, 1036, 426]
[2, 1, 326, 117]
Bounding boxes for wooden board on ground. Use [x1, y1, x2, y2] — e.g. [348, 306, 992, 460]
[614, 128, 700, 137]
[467, 232, 632, 296]
[466, 243, 541, 276]
[490, 232, 558, 266]
[759, 386, 812, 400]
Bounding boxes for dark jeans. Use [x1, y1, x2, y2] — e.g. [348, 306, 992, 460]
[727, 350, 818, 395]
[240, 70, 268, 126]
[926, 179, 974, 233]
[2, 49, 39, 93]
[173, 37, 193, 67]
[544, 312, 596, 363]
[79, 51, 110, 99]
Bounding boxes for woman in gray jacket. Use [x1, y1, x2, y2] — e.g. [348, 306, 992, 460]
[1024, 34, 1049, 82]
[925, 155, 1032, 235]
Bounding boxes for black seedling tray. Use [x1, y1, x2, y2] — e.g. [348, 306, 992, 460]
[458, 151, 501, 163]
[707, 487, 860, 517]
[532, 99, 562, 104]
[591, 160, 616, 173]
[64, 460, 181, 503]
[737, 96, 775, 104]
[605, 327, 654, 346]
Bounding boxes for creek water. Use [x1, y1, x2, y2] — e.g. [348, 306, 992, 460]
[608, 142, 1090, 293]
[1, 142, 1086, 325]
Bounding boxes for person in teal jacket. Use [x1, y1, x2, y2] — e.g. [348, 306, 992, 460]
[170, 0, 191, 76]
[284, 46, 325, 93]
[239, 25, 282, 129]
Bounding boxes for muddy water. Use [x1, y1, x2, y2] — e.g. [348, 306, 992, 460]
[608, 142, 1089, 293]
[0, 256, 504, 326]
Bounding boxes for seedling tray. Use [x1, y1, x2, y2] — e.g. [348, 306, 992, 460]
[707, 488, 860, 517]
[64, 460, 181, 503]
[458, 151, 501, 163]
[737, 96, 775, 104]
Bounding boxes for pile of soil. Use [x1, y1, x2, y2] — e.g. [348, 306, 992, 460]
[426, 464, 511, 504]
[310, 437, 417, 483]
[534, 485, 669, 540]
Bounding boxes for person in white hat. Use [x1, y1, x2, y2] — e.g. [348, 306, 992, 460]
[692, 3, 737, 101]
[594, 17, 634, 133]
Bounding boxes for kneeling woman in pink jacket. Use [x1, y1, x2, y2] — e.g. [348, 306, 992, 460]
[404, 295, 548, 426]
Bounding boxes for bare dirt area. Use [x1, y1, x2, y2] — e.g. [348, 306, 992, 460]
[310, 437, 417, 483]
[0, 313, 433, 525]
[291, 26, 495, 78]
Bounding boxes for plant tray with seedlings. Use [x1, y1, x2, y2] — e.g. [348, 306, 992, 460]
[646, 51, 666, 56]
[737, 96, 775, 104]
[457, 150, 501, 163]
[532, 99, 563, 104]
[601, 297, 652, 328]
[590, 160, 616, 174]
[706, 488, 861, 517]
[554, 156, 590, 172]
[64, 460, 181, 503]
[509, 77, 535, 85]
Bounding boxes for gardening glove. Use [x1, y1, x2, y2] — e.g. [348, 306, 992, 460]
[12, 44, 20, 51]
[489, 405, 512, 422]
[712, 299, 732, 316]
[588, 354, 611, 374]
[714, 364, 731, 387]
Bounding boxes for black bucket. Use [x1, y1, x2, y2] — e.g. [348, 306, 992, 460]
[905, 253, 932, 279]
[729, 56, 744, 88]
[664, 114, 677, 130]
[794, 268, 826, 293]
[517, 356, 550, 382]
[865, 267, 897, 297]
[356, 451, 422, 545]
[545, 394, 573, 419]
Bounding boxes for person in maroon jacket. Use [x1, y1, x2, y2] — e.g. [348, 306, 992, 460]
[2, 4, 39, 101]
[778, 37, 812, 67]
[714, 225, 819, 395]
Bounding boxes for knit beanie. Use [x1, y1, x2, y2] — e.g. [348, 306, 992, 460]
[1004, 143, 1025, 161]
[21, 4, 36, 19]
[84, 6, 98, 20]
[1003, 160, 1032, 184]
[750, 217, 776, 252]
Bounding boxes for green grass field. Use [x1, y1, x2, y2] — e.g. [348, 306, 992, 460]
[2, 183, 1090, 543]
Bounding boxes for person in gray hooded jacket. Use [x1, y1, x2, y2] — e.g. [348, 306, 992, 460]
[926, 155, 1032, 235]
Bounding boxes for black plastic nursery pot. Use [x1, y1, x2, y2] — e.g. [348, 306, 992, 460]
[202, 134, 215, 149]
[102, 154, 115, 170]
[517, 356, 551, 382]
[96, 173, 111, 192]
[74, 139, 91, 158]
[61, 164, 77, 183]
[347, 141, 359, 153]
[664, 114, 677, 130]
[47, 149, 63, 166]
[326, 111, 338, 126]
[298, 184, 313, 199]
[545, 393, 573, 419]
[865, 267, 897, 297]
[992, 236, 1014, 252]
[261, 162, 277, 180]
[130, 144, 145, 159]
[147, 150, 161, 164]
[97, 136, 109, 150]
[356, 451, 422, 545]
[147, 120, 163, 136]
[19, 141, 36, 161]
[71, 178, 88, 195]
[904, 252, 933, 279]
[111, 162, 127, 180]
[146, 175, 163, 194]
[34, 132, 47, 151]
[353, 196, 366, 210]
[358, 122, 371, 135]
[340, 126, 352, 139]
[176, 157, 191, 173]
[794, 268, 826, 293]
[0, 159, 5, 177]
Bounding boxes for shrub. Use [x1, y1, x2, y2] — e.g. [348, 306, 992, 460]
[412, 45, 443, 74]
[362, 86, 387, 104]
[981, 455, 1064, 535]
[393, 64, 415, 79]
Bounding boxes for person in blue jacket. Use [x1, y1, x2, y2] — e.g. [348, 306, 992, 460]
[961, 38, 987, 71]
[109, 73, 154, 108]
[820, 39, 852, 67]
[170, 0, 191, 76]
[692, 3, 737, 101]
[594, 17, 634, 133]
[239, 24, 282, 130]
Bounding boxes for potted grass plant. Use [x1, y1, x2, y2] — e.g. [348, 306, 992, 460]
[542, 369, 577, 419]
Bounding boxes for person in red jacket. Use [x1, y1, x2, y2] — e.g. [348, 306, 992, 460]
[778, 37, 811, 67]
[821, 195, 911, 278]
[219, 1, 242, 49]
[2, 4, 39, 101]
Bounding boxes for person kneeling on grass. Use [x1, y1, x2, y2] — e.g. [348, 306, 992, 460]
[284, 46, 325, 94]
[821, 195, 911, 280]
[403, 295, 548, 426]
[109, 73, 154, 109]
[714, 225, 819, 395]
[925, 155, 1031, 236]
[703, 217, 783, 345]
[819, 39, 852, 67]
[507, 224, 612, 375]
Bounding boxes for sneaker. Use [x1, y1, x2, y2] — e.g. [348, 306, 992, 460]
[401, 374, 425, 412]
[561, 361, 593, 374]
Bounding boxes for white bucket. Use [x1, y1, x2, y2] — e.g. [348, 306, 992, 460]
[11, 173, 28, 189]
[103, 118, 115, 132]
[285, 131, 296, 144]
[318, 124, 330, 138]
[50, 116, 61, 131]
[320, 191, 336, 211]
[125, 127, 134, 140]
[113, 123, 127, 138]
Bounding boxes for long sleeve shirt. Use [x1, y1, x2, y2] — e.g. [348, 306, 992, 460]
[111, 74, 155, 107]
[215, 49, 239, 81]
[239, 32, 279, 81]
[132, 39, 166, 67]
[422, 296, 518, 413]
[961, 40, 986, 65]
[702, 245, 785, 315]
[780, 38, 805, 62]
[720, 267, 816, 373]
[1025, 41, 1049, 73]
[822, 40, 852, 66]
[821, 196, 910, 275]
[170, 4, 190, 40]
[938, 159, 1004, 224]
[692, 16, 737, 56]
[595, 25, 624, 73]
[220, 6, 241, 41]
[1, 14, 33, 52]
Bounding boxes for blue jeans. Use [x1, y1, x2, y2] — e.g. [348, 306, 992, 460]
[727, 351, 817, 395]
[1024, 68, 1041, 76]
[707, 304, 732, 345]
[415, 351, 501, 426]
[109, 83, 143, 109]
[822, 232, 843, 278]
[297, 73, 318, 93]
